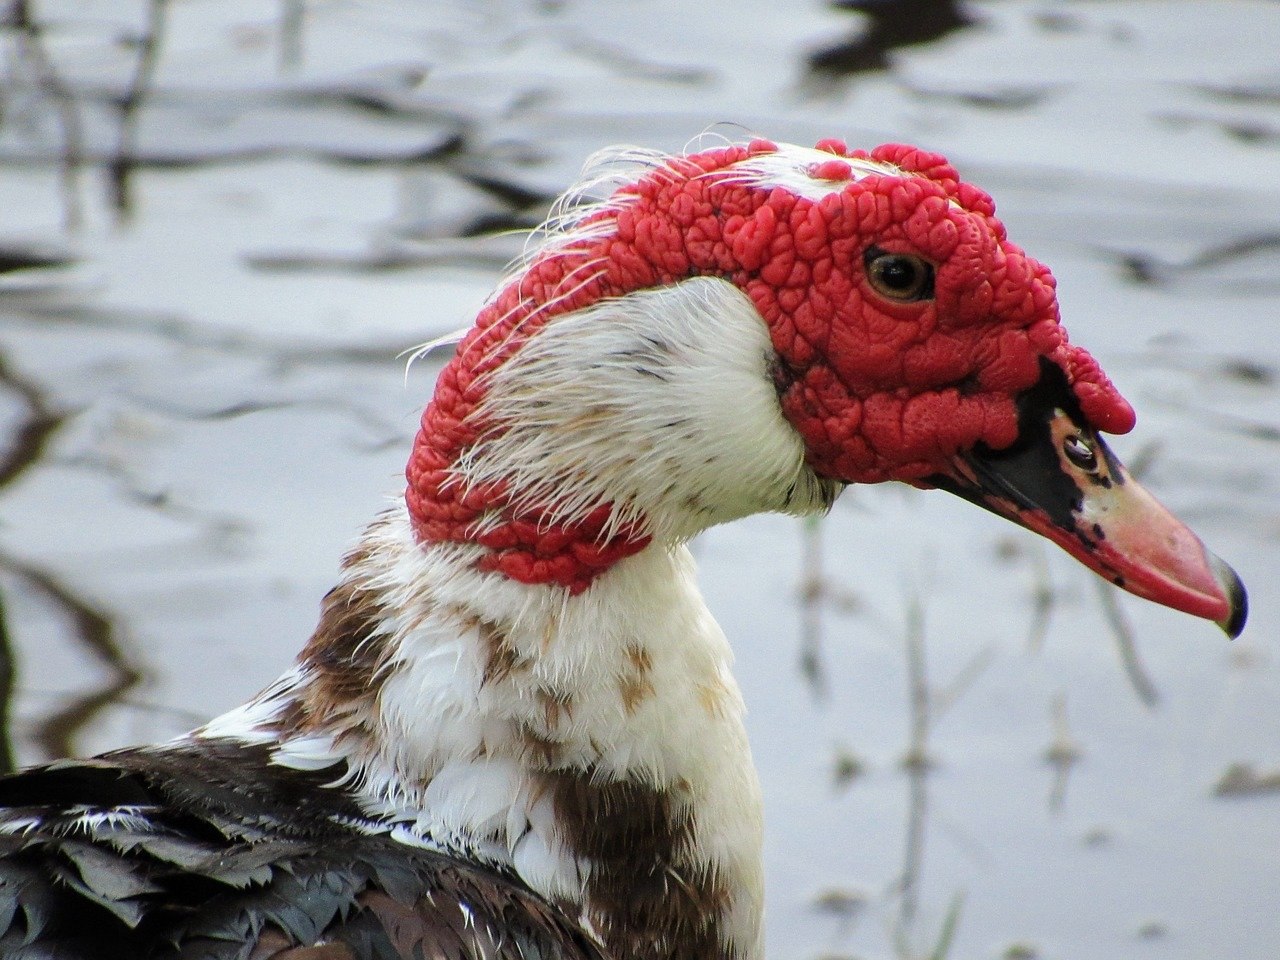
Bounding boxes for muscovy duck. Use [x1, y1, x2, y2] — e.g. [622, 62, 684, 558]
[0, 138, 1246, 960]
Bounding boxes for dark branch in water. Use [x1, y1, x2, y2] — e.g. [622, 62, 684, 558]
[9, 299, 437, 366]
[795, 515, 864, 703]
[109, 0, 170, 219]
[279, 0, 306, 71]
[797, 515, 829, 701]
[0, 587, 15, 773]
[806, 0, 976, 79]
[0, 352, 66, 491]
[0, 551, 145, 761]
[0, 350, 71, 769]
[1023, 542, 1055, 653]
[896, 597, 930, 933]
[891, 595, 984, 954]
[4, 0, 87, 228]
[0, 350, 146, 759]
[1095, 580, 1160, 709]
[1044, 693, 1082, 811]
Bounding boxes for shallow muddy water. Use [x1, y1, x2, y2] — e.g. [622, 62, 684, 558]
[1, 2, 1279, 958]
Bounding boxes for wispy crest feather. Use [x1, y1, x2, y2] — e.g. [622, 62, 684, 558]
[461, 145, 677, 377]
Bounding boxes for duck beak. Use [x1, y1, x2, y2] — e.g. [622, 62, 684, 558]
[928, 404, 1247, 639]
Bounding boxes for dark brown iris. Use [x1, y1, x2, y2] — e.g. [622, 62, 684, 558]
[864, 246, 935, 302]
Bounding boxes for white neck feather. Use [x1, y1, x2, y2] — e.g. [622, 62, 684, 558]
[456, 276, 838, 543]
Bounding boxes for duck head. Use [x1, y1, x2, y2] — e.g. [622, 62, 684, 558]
[406, 137, 1246, 634]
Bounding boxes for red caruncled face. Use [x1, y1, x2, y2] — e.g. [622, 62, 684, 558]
[654, 139, 1136, 484]
[410, 138, 1132, 517]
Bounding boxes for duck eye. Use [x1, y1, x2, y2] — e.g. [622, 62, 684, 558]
[1063, 434, 1099, 472]
[864, 247, 935, 302]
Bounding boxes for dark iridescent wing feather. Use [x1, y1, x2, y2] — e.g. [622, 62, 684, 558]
[0, 744, 607, 960]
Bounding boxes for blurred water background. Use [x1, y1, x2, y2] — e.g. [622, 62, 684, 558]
[1, 1, 1279, 958]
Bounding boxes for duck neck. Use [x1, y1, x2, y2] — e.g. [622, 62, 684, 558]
[198, 504, 765, 960]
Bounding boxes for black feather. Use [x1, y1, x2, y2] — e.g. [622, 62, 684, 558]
[0, 742, 607, 960]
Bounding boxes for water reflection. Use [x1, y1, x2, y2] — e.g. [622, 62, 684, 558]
[1, 1, 1278, 958]
[0, 588, 15, 773]
[0, 551, 142, 760]
[806, 0, 976, 79]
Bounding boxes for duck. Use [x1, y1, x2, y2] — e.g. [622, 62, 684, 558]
[0, 137, 1246, 960]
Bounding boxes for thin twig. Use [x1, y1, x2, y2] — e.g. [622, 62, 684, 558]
[797, 514, 829, 701]
[896, 596, 930, 935]
[108, 0, 169, 219]
[1044, 693, 1082, 811]
[279, 0, 306, 71]
[931, 643, 995, 721]
[1095, 579, 1160, 708]
[1023, 542, 1054, 652]
[6, 0, 86, 229]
